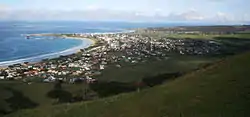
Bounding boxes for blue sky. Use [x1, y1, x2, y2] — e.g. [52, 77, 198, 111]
[0, 0, 250, 23]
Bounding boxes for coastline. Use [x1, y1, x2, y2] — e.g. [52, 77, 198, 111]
[0, 30, 135, 68]
[63, 36, 97, 47]
[0, 35, 97, 68]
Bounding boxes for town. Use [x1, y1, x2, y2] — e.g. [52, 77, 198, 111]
[0, 31, 224, 83]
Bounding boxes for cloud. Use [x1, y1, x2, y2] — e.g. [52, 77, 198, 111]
[211, 12, 235, 22]
[166, 10, 250, 23]
[206, 0, 228, 2]
[0, 4, 9, 10]
[0, 9, 153, 21]
[166, 9, 205, 21]
[0, 4, 11, 19]
[243, 14, 250, 22]
[0, 8, 249, 23]
[85, 5, 101, 10]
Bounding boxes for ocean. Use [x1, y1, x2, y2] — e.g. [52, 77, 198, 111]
[0, 21, 192, 66]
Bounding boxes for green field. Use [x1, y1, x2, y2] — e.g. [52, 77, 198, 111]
[96, 56, 218, 82]
[167, 33, 250, 39]
[4, 51, 250, 117]
[139, 32, 250, 40]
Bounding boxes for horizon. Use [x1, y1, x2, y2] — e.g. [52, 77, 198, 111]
[0, 0, 250, 23]
[0, 20, 249, 26]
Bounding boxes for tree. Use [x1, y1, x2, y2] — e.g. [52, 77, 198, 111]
[47, 81, 72, 104]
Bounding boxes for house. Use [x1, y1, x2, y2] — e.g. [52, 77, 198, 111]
[7, 74, 13, 79]
[69, 78, 85, 84]
[0, 76, 5, 80]
[43, 76, 56, 82]
[100, 65, 105, 70]
[86, 76, 97, 83]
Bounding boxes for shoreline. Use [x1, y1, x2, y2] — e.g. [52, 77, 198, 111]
[62, 36, 97, 47]
[0, 35, 97, 68]
[0, 30, 135, 68]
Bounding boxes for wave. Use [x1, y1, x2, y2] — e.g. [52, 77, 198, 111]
[0, 39, 91, 67]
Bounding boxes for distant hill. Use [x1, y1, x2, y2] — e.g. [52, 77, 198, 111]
[4, 52, 250, 117]
[146, 25, 250, 32]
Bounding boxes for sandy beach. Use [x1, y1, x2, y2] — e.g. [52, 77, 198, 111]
[0, 30, 135, 68]
[0, 34, 97, 67]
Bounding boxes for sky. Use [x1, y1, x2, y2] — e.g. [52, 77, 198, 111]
[0, 0, 250, 23]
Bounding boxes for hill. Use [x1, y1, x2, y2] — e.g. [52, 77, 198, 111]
[4, 51, 250, 117]
[0, 55, 216, 115]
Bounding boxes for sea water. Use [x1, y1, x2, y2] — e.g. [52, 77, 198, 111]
[0, 21, 188, 66]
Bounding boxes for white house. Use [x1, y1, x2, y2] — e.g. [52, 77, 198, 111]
[100, 65, 105, 70]
[0, 76, 5, 80]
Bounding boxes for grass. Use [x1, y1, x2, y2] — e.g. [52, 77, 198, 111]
[4, 51, 250, 117]
[139, 31, 250, 40]
[96, 56, 217, 82]
[0, 81, 87, 115]
[166, 33, 250, 39]
[0, 55, 216, 115]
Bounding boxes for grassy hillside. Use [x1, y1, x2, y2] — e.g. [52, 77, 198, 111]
[0, 81, 87, 115]
[4, 52, 250, 117]
[0, 55, 216, 116]
[96, 56, 217, 82]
